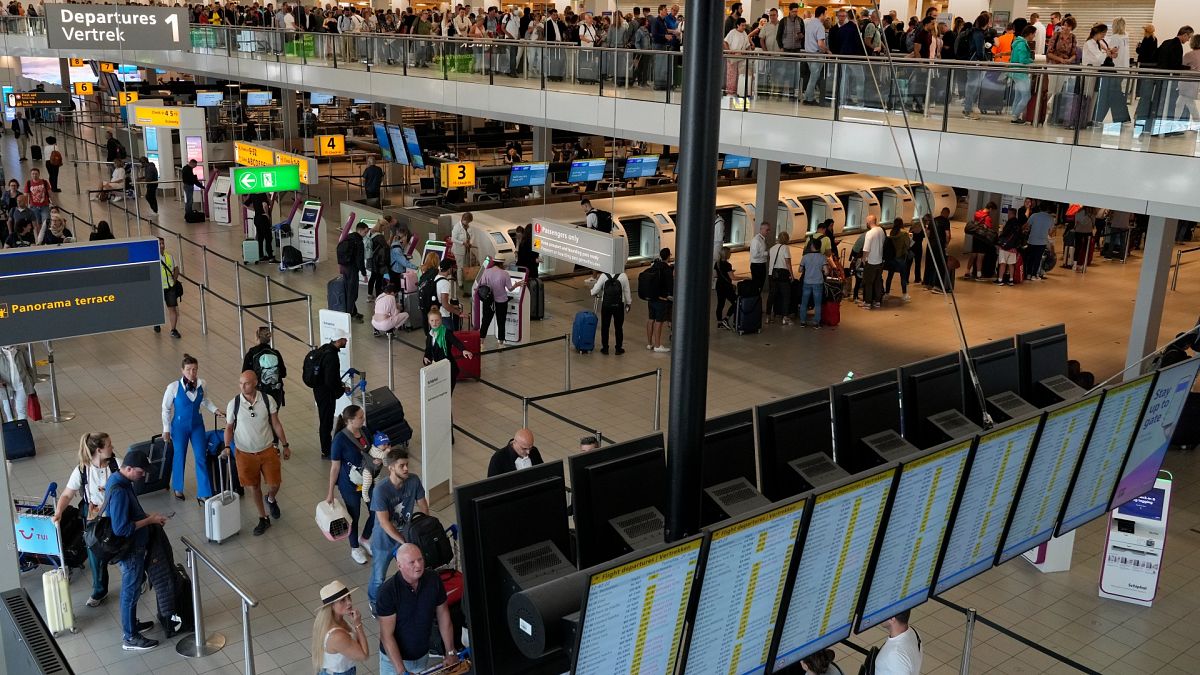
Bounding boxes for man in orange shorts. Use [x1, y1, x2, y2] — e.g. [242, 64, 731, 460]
[223, 371, 291, 536]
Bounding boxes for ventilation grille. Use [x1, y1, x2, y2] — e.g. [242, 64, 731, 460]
[1, 589, 73, 675]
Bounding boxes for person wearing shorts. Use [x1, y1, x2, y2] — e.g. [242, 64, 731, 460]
[157, 237, 182, 338]
[224, 370, 290, 536]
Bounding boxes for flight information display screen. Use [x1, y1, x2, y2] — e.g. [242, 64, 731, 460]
[683, 499, 808, 675]
[998, 395, 1101, 564]
[509, 163, 548, 187]
[194, 91, 223, 107]
[386, 125, 409, 166]
[568, 158, 607, 182]
[245, 91, 271, 106]
[402, 127, 425, 169]
[773, 469, 895, 670]
[573, 538, 703, 675]
[857, 441, 972, 632]
[372, 122, 393, 163]
[309, 91, 334, 105]
[723, 154, 752, 169]
[624, 155, 660, 179]
[933, 418, 1040, 595]
[1058, 375, 1154, 534]
[1111, 359, 1200, 508]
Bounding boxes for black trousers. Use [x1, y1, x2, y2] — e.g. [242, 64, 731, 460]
[750, 262, 767, 293]
[144, 181, 158, 213]
[256, 224, 273, 259]
[314, 388, 339, 457]
[480, 299, 508, 341]
[1024, 244, 1046, 278]
[367, 269, 387, 298]
[47, 164, 60, 191]
[600, 305, 624, 349]
[341, 267, 361, 317]
[715, 284, 736, 321]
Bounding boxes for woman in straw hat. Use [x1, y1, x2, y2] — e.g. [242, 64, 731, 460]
[312, 580, 370, 675]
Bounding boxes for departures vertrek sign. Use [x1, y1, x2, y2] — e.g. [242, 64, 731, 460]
[47, 6, 189, 51]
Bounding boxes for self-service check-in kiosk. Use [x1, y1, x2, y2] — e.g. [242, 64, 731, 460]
[877, 185, 916, 223]
[912, 183, 956, 219]
[471, 260, 531, 344]
[723, 202, 756, 249]
[839, 189, 881, 232]
[799, 194, 845, 235]
[778, 197, 809, 241]
[647, 212, 677, 259]
[209, 174, 232, 225]
[464, 219, 519, 265]
[1099, 473, 1172, 607]
[280, 199, 324, 266]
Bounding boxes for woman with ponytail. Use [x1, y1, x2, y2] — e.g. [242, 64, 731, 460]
[325, 405, 375, 565]
[53, 432, 120, 607]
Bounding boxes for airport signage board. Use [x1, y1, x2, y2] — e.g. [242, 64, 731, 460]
[233, 141, 317, 185]
[0, 238, 165, 344]
[231, 165, 301, 195]
[132, 106, 181, 128]
[73, 82, 94, 95]
[6, 91, 71, 108]
[273, 149, 317, 185]
[531, 218, 627, 276]
[47, 6, 189, 51]
[234, 141, 274, 167]
[68, 58, 86, 67]
[315, 134, 345, 157]
[118, 91, 138, 105]
[440, 162, 476, 188]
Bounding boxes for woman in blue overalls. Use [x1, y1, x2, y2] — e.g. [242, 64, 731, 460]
[161, 354, 223, 502]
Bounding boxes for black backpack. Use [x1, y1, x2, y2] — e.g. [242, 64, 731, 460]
[637, 264, 664, 300]
[476, 281, 494, 305]
[418, 271, 442, 314]
[882, 236, 897, 263]
[335, 237, 355, 267]
[401, 512, 454, 568]
[593, 209, 614, 233]
[600, 273, 623, 310]
[302, 344, 333, 388]
[954, 26, 976, 60]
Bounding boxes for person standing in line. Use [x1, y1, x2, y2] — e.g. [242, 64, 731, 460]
[450, 211, 473, 290]
[376, 544, 460, 675]
[712, 214, 725, 266]
[12, 111, 31, 160]
[476, 259, 524, 345]
[801, 5, 828, 104]
[135, 157, 159, 215]
[312, 580, 370, 675]
[24, 167, 51, 228]
[883, 218, 913, 301]
[590, 267, 631, 353]
[1023, 203, 1054, 279]
[161, 354, 224, 503]
[1070, 206, 1096, 270]
[154, 236, 183, 337]
[181, 159, 203, 216]
[749, 221, 769, 292]
[223, 370, 290, 537]
[861, 215, 886, 309]
[243, 326, 287, 406]
[312, 332, 349, 459]
[797, 238, 828, 328]
[52, 432, 119, 608]
[422, 308, 473, 391]
[43, 135, 63, 193]
[368, 448, 429, 614]
[644, 247, 673, 352]
[766, 231, 794, 325]
[362, 156, 384, 207]
[874, 610, 923, 675]
[104, 130, 126, 164]
[326, 404, 375, 565]
[713, 247, 737, 330]
[336, 222, 368, 323]
[923, 207, 953, 292]
[487, 428, 544, 476]
[253, 202, 275, 262]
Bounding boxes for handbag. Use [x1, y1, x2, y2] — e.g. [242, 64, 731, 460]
[83, 487, 133, 564]
[25, 393, 41, 422]
[769, 246, 791, 282]
[162, 259, 183, 298]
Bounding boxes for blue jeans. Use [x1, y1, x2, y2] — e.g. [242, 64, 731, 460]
[368, 535, 400, 609]
[963, 70, 984, 114]
[87, 546, 110, 599]
[380, 651, 429, 675]
[1010, 77, 1031, 120]
[32, 204, 49, 227]
[799, 283, 823, 325]
[339, 487, 376, 550]
[804, 61, 823, 102]
[116, 546, 147, 640]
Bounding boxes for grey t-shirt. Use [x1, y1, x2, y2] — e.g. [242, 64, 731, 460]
[370, 474, 426, 547]
[801, 252, 827, 284]
[1027, 212, 1053, 245]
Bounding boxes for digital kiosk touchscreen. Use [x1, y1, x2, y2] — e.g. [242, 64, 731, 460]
[857, 440, 972, 632]
[932, 418, 1040, 595]
[682, 498, 809, 675]
[572, 538, 703, 675]
[1058, 374, 1155, 535]
[772, 468, 896, 670]
[997, 395, 1101, 564]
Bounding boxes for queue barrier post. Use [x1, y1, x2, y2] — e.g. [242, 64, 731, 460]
[959, 607, 977, 675]
[306, 295, 315, 347]
[240, 599, 255, 675]
[38, 341, 75, 423]
[387, 335, 395, 391]
[265, 276, 274, 344]
[563, 333, 571, 391]
[234, 263, 245, 352]
[522, 397, 529, 429]
[26, 342, 47, 383]
[653, 367, 663, 432]
[1171, 249, 1182, 291]
[176, 547, 226, 658]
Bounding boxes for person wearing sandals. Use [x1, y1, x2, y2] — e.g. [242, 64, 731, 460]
[52, 432, 120, 608]
[312, 580, 369, 675]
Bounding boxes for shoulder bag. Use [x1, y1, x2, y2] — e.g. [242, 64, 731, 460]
[162, 259, 183, 298]
[82, 482, 133, 564]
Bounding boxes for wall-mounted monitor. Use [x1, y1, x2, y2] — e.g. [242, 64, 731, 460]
[372, 122, 394, 163]
[309, 91, 335, 106]
[401, 127, 425, 169]
[245, 91, 272, 106]
[195, 91, 223, 107]
[567, 158, 606, 183]
[624, 155, 660, 179]
[722, 154, 752, 170]
[386, 125, 410, 166]
[184, 136, 204, 164]
[509, 163, 548, 188]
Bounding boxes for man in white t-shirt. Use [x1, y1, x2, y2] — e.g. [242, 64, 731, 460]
[861, 214, 886, 309]
[224, 370, 290, 537]
[875, 609, 923, 675]
[435, 258, 462, 330]
[749, 222, 770, 291]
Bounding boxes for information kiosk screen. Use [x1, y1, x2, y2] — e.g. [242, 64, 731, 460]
[509, 163, 549, 187]
[372, 122, 394, 163]
[386, 125, 409, 166]
[682, 498, 808, 675]
[573, 538, 703, 675]
[568, 158, 607, 182]
[773, 468, 896, 670]
[932, 418, 1040, 595]
[624, 155, 660, 179]
[1058, 375, 1154, 535]
[1111, 359, 1200, 508]
[857, 441, 972, 632]
[195, 92, 223, 107]
[723, 154, 752, 169]
[309, 91, 334, 105]
[997, 395, 1101, 564]
[402, 127, 425, 169]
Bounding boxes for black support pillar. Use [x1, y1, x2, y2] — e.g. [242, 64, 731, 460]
[665, 0, 723, 542]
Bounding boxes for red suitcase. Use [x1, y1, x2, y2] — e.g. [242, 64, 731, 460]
[820, 300, 840, 327]
[452, 330, 480, 381]
[440, 569, 464, 607]
[1011, 253, 1024, 284]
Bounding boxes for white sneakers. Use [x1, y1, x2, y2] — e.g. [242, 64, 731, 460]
[653, 346, 671, 353]
[350, 547, 367, 565]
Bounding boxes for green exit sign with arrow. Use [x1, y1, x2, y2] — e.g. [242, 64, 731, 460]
[231, 164, 301, 195]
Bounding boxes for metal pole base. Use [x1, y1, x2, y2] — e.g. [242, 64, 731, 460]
[34, 374, 49, 383]
[38, 413, 77, 423]
[176, 632, 227, 657]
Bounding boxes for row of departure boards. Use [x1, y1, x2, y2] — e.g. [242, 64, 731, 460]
[570, 357, 1200, 675]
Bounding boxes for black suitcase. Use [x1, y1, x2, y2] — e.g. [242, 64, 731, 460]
[58, 505, 87, 568]
[527, 277, 545, 320]
[365, 386, 413, 447]
[204, 430, 245, 497]
[327, 277, 347, 312]
[736, 279, 759, 297]
[30, 144, 42, 161]
[653, 51, 674, 89]
[1171, 392, 1200, 450]
[280, 245, 303, 268]
[546, 48, 565, 80]
[736, 295, 762, 334]
[2, 419, 35, 460]
[130, 435, 172, 496]
[171, 563, 194, 629]
[978, 71, 1010, 113]
[184, 210, 206, 223]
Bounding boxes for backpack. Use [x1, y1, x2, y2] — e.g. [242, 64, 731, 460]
[954, 26, 976, 60]
[335, 237, 355, 267]
[418, 271, 441, 314]
[882, 236, 897, 263]
[302, 344, 333, 388]
[637, 264, 665, 300]
[48, 149, 63, 167]
[600, 273, 623, 310]
[257, 350, 282, 389]
[401, 512, 454, 569]
[475, 280, 495, 305]
[903, 29, 917, 54]
[592, 209, 613, 233]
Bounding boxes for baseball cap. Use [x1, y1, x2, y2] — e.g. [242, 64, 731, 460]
[439, 258, 456, 271]
[124, 449, 151, 471]
[373, 431, 390, 448]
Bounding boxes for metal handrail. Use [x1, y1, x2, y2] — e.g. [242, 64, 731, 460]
[1170, 244, 1200, 291]
[177, 536, 259, 675]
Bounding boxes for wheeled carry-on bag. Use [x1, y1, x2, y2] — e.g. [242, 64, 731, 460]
[204, 455, 241, 544]
[572, 310, 598, 352]
[42, 567, 75, 636]
[735, 295, 762, 335]
[526, 277, 545, 320]
[453, 330, 481, 381]
[280, 245, 304, 269]
[402, 292, 423, 330]
[185, 210, 206, 223]
[821, 300, 841, 327]
[3, 418, 35, 459]
[242, 239, 260, 264]
[365, 386, 414, 447]
[327, 277, 348, 312]
[129, 434, 171, 495]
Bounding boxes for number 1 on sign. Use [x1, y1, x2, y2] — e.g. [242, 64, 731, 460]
[165, 13, 178, 42]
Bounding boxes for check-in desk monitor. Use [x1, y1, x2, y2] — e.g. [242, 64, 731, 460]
[772, 467, 896, 670]
[681, 497, 809, 675]
[932, 418, 1040, 594]
[1058, 374, 1154, 535]
[572, 537, 703, 675]
[997, 394, 1101, 564]
[857, 440, 972, 632]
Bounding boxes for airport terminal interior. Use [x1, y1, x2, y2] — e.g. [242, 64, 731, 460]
[3, 2, 1200, 674]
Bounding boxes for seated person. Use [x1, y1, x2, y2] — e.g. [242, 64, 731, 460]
[94, 161, 127, 202]
[371, 283, 410, 337]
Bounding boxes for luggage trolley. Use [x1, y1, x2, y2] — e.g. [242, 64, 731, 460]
[15, 482, 80, 635]
[14, 482, 64, 573]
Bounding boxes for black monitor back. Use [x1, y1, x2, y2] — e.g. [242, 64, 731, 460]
[1016, 324, 1067, 397]
[755, 389, 833, 502]
[570, 437, 667, 568]
[831, 371, 901, 473]
[899, 353, 963, 448]
[964, 340, 1020, 423]
[701, 409, 757, 490]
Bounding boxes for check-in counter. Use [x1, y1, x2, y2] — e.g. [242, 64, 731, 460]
[838, 189, 881, 233]
[798, 194, 846, 235]
[778, 198, 808, 241]
[912, 183, 956, 219]
[876, 185, 916, 224]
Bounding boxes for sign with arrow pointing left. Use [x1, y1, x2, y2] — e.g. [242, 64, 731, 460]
[231, 165, 301, 195]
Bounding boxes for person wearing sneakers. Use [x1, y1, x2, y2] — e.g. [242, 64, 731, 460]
[327, 404, 376, 565]
[161, 354, 224, 503]
[155, 236, 183, 338]
[368, 448, 429, 614]
[224, 370, 290, 537]
[644, 248, 673, 353]
[52, 432, 120, 609]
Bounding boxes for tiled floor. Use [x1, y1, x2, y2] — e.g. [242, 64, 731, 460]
[5, 123, 1200, 675]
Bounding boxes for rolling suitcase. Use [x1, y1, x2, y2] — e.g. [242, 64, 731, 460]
[3, 418, 35, 459]
[1024, 74, 1050, 124]
[401, 270, 419, 294]
[242, 239, 260, 264]
[184, 210, 206, 223]
[572, 310, 598, 353]
[653, 52, 673, 90]
[546, 48, 565, 80]
[402, 292, 423, 330]
[978, 71, 1010, 113]
[1011, 254, 1024, 284]
[452, 330, 481, 381]
[526, 278, 545, 320]
[204, 455, 241, 544]
[170, 563, 194, 632]
[130, 435, 171, 495]
[735, 295, 762, 335]
[365, 386, 414, 447]
[42, 567, 74, 636]
[327, 277, 348, 312]
[821, 300, 841, 327]
[281, 245, 303, 269]
[1053, 88, 1091, 128]
[577, 51, 600, 83]
[31, 144, 42, 161]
